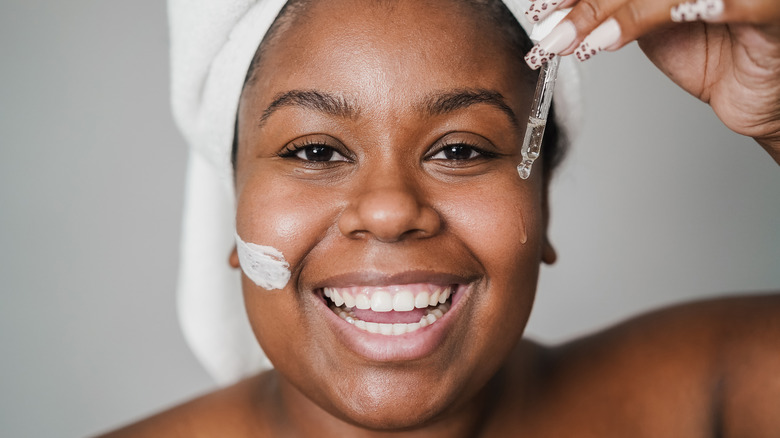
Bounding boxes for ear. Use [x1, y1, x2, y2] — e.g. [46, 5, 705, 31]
[540, 178, 557, 265]
[229, 245, 240, 268]
[542, 235, 557, 265]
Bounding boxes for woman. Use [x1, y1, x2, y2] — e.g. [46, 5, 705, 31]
[105, 0, 779, 435]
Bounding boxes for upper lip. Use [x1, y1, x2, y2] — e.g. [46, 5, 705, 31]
[310, 270, 477, 289]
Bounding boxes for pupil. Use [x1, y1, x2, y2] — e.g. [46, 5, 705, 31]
[305, 146, 333, 161]
[444, 145, 472, 160]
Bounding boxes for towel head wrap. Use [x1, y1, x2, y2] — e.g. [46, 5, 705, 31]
[169, 0, 582, 385]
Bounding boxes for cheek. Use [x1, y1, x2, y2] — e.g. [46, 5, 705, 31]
[439, 179, 544, 276]
[235, 172, 340, 275]
[437, 177, 544, 335]
[236, 174, 339, 370]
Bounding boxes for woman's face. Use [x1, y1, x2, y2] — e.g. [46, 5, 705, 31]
[234, 0, 553, 429]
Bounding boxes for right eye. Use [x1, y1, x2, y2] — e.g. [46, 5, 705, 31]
[291, 144, 348, 162]
[277, 136, 353, 164]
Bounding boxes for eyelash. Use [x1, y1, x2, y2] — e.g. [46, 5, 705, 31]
[277, 138, 499, 166]
[277, 139, 351, 164]
[427, 140, 499, 162]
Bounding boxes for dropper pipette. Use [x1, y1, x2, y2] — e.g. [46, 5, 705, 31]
[518, 10, 569, 179]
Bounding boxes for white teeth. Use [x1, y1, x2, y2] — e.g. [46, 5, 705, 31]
[326, 286, 454, 310]
[392, 323, 408, 335]
[429, 289, 441, 306]
[327, 285, 456, 336]
[355, 294, 371, 310]
[332, 290, 344, 307]
[371, 291, 393, 312]
[379, 323, 393, 335]
[342, 291, 356, 309]
[392, 290, 415, 311]
[414, 292, 429, 308]
[331, 302, 452, 336]
[438, 287, 451, 304]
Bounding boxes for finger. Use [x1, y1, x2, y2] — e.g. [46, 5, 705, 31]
[571, 0, 780, 61]
[524, 0, 576, 24]
[670, 0, 725, 23]
[521, 0, 779, 69]
[522, 0, 629, 70]
[552, 0, 628, 55]
[669, 0, 780, 24]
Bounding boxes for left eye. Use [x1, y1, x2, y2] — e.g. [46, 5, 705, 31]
[429, 144, 482, 160]
[294, 145, 348, 162]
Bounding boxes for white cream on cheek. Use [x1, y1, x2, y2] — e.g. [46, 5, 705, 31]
[235, 232, 291, 290]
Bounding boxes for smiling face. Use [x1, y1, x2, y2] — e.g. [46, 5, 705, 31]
[232, 0, 554, 430]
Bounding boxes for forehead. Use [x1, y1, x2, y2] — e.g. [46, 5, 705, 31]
[243, 0, 530, 115]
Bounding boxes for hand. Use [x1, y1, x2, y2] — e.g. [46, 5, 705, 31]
[523, 0, 780, 162]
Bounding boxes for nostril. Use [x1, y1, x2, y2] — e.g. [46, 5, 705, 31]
[337, 188, 442, 242]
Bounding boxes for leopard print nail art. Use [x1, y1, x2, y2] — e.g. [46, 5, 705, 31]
[574, 41, 598, 62]
[524, 1, 560, 23]
[670, 0, 724, 22]
[524, 44, 556, 70]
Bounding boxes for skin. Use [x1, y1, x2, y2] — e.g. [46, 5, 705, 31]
[536, 0, 780, 160]
[232, 0, 550, 433]
[101, 0, 780, 436]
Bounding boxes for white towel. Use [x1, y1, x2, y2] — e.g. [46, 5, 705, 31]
[168, 0, 582, 385]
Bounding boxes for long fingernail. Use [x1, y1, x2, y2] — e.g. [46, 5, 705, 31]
[574, 18, 621, 62]
[539, 20, 577, 54]
[524, 0, 562, 23]
[524, 45, 555, 70]
[670, 0, 724, 22]
[524, 20, 577, 70]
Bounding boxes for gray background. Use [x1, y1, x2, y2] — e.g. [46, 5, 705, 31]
[0, 1, 777, 437]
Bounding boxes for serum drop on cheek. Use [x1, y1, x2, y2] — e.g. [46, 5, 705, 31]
[235, 232, 291, 290]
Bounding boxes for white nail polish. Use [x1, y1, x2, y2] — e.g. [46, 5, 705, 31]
[574, 18, 621, 62]
[671, 0, 724, 22]
[525, 0, 563, 23]
[538, 20, 577, 54]
[524, 44, 554, 70]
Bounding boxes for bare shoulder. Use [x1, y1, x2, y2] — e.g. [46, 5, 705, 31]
[539, 293, 780, 437]
[97, 371, 279, 438]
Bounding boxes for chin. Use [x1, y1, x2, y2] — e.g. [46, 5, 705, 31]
[324, 367, 464, 431]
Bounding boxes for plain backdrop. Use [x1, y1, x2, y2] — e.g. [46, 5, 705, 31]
[1, 1, 778, 436]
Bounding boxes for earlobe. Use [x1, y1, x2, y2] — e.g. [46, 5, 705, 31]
[229, 246, 240, 268]
[542, 236, 557, 265]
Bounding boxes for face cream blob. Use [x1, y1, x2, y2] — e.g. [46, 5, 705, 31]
[235, 232, 291, 290]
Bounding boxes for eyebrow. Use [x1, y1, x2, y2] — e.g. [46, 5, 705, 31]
[257, 88, 518, 127]
[258, 90, 358, 127]
[421, 88, 519, 127]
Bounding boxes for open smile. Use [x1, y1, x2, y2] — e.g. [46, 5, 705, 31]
[324, 284, 455, 335]
[311, 272, 475, 362]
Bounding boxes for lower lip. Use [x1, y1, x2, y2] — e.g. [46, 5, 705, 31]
[316, 285, 469, 362]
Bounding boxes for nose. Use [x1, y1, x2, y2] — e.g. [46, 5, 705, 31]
[338, 181, 442, 243]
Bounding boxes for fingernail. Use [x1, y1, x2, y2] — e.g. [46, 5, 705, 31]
[524, 0, 562, 23]
[538, 20, 577, 54]
[574, 18, 621, 62]
[524, 20, 576, 70]
[670, 0, 724, 22]
[524, 45, 555, 70]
